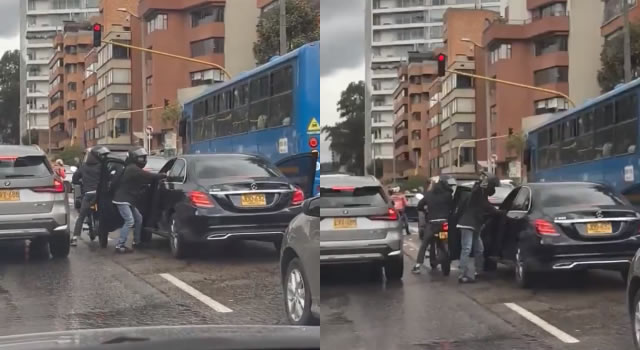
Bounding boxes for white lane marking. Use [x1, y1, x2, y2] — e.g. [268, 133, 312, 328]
[159, 273, 233, 313]
[504, 302, 579, 344]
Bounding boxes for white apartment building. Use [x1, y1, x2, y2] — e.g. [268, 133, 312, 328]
[364, 0, 505, 167]
[20, 0, 99, 142]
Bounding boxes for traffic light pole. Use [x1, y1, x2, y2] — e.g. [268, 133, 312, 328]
[447, 69, 576, 107]
[102, 40, 232, 79]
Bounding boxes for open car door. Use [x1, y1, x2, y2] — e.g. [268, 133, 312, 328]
[448, 184, 472, 261]
[275, 152, 318, 199]
[96, 157, 127, 247]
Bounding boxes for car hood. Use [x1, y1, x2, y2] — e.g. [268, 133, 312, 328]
[0, 325, 320, 349]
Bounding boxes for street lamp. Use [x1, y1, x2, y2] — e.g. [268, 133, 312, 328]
[461, 37, 493, 174]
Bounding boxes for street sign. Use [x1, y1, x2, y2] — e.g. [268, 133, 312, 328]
[307, 118, 320, 133]
[145, 126, 153, 135]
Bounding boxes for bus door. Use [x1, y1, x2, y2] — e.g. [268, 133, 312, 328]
[275, 152, 318, 199]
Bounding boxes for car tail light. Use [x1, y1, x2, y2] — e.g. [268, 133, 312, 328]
[143, 168, 151, 172]
[370, 208, 398, 221]
[534, 219, 559, 236]
[33, 178, 64, 193]
[291, 187, 304, 206]
[442, 222, 448, 232]
[309, 137, 318, 148]
[189, 191, 214, 208]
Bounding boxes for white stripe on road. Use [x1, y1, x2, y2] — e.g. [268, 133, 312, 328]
[159, 273, 233, 313]
[504, 302, 579, 344]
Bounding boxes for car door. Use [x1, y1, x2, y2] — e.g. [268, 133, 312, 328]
[145, 159, 176, 236]
[160, 158, 188, 230]
[96, 157, 126, 235]
[502, 187, 533, 261]
[275, 152, 318, 199]
[302, 198, 320, 310]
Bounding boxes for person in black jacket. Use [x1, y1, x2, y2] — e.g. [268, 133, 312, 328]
[412, 176, 455, 274]
[456, 171, 501, 283]
[70, 146, 110, 246]
[112, 147, 166, 253]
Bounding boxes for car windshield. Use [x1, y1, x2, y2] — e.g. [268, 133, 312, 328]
[194, 157, 281, 178]
[539, 184, 628, 207]
[320, 186, 387, 208]
[0, 156, 51, 179]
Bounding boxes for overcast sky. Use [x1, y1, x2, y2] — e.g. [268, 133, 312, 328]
[0, 0, 19, 54]
[320, 0, 365, 162]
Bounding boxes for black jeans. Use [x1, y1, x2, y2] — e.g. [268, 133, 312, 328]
[416, 221, 445, 265]
[73, 192, 97, 237]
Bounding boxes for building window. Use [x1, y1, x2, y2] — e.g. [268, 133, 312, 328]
[108, 93, 131, 110]
[147, 13, 168, 33]
[603, 0, 637, 23]
[113, 44, 130, 59]
[531, 2, 567, 20]
[429, 26, 442, 39]
[489, 43, 511, 64]
[146, 76, 152, 93]
[534, 35, 568, 56]
[67, 82, 77, 91]
[67, 100, 77, 110]
[190, 69, 225, 86]
[454, 123, 474, 139]
[534, 66, 568, 85]
[191, 6, 224, 27]
[190, 37, 225, 57]
[112, 118, 130, 137]
[534, 97, 569, 115]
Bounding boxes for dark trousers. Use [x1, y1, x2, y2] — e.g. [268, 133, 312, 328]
[416, 221, 444, 265]
[73, 192, 97, 237]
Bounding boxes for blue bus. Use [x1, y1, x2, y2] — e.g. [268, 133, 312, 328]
[179, 42, 320, 197]
[526, 78, 640, 199]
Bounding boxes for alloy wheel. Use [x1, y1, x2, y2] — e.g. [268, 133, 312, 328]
[286, 267, 306, 323]
[635, 299, 640, 347]
[515, 248, 524, 282]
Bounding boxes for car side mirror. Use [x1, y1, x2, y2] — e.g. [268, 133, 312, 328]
[303, 198, 320, 217]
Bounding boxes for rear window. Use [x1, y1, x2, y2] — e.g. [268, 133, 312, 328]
[539, 185, 628, 208]
[0, 156, 51, 179]
[320, 186, 387, 208]
[194, 157, 281, 178]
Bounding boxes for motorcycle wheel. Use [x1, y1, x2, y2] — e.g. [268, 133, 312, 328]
[429, 240, 438, 269]
[438, 240, 451, 276]
[98, 227, 108, 248]
[88, 213, 97, 241]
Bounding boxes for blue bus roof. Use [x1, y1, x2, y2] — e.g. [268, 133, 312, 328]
[530, 77, 640, 134]
[184, 41, 319, 106]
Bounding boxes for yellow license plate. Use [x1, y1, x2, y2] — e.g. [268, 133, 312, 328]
[333, 218, 357, 229]
[586, 222, 613, 235]
[439, 231, 448, 239]
[240, 193, 267, 207]
[0, 190, 19, 201]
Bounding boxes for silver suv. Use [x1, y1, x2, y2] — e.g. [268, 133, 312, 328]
[319, 175, 404, 280]
[0, 146, 70, 258]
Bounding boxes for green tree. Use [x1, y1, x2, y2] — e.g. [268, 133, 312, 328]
[161, 102, 182, 129]
[323, 81, 365, 175]
[598, 21, 640, 92]
[0, 50, 20, 144]
[253, 0, 319, 64]
[56, 145, 84, 166]
[506, 132, 526, 159]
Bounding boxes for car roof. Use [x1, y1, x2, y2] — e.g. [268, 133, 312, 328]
[0, 145, 45, 157]
[319, 175, 380, 188]
[525, 181, 605, 188]
[179, 153, 266, 161]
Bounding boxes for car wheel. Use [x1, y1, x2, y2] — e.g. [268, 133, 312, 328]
[514, 247, 533, 289]
[169, 215, 189, 259]
[633, 289, 640, 349]
[284, 258, 316, 325]
[49, 234, 70, 259]
[274, 238, 282, 253]
[622, 267, 631, 284]
[385, 256, 404, 281]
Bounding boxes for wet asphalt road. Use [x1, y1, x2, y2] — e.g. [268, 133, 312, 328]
[321, 223, 635, 350]
[0, 205, 287, 337]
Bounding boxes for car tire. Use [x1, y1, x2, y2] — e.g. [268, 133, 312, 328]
[284, 258, 317, 325]
[514, 247, 534, 289]
[622, 267, 631, 284]
[49, 234, 70, 259]
[169, 215, 189, 259]
[274, 238, 282, 253]
[385, 256, 404, 281]
[633, 289, 640, 349]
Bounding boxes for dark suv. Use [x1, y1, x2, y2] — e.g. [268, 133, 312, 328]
[0, 145, 70, 258]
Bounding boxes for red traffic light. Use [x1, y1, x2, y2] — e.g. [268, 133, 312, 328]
[93, 24, 101, 31]
[438, 54, 445, 62]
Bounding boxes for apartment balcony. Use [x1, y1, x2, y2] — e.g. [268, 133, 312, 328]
[372, 38, 426, 47]
[373, 136, 394, 144]
[394, 143, 410, 157]
[27, 90, 48, 98]
[26, 24, 59, 33]
[26, 42, 54, 49]
[372, 22, 427, 31]
[372, 88, 395, 96]
[372, 104, 393, 112]
[27, 58, 50, 65]
[27, 7, 98, 16]
[372, 71, 398, 79]
[28, 106, 49, 114]
[483, 15, 569, 45]
[393, 96, 409, 112]
[372, 120, 393, 128]
[372, 56, 402, 63]
[395, 127, 408, 139]
[372, 5, 428, 14]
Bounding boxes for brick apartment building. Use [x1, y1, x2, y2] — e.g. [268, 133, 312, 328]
[48, 21, 92, 151]
[131, 0, 259, 152]
[476, 0, 570, 176]
[602, 0, 639, 38]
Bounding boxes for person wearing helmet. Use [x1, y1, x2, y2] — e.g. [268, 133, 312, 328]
[412, 175, 455, 273]
[455, 171, 501, 283]
[112, 147, 166, 253]
[70, 146, 110, 246]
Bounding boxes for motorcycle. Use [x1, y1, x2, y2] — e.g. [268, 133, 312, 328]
[428, 219, 451, 276]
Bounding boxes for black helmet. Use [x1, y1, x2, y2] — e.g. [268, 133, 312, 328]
[438, 175, 457, 191]
[126, 147, 148, 168]
[90, 146, 110, 161]
[479, 171, 500, 195]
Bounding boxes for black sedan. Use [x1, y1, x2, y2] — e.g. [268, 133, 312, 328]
[481, 182, 640, 288]
[141, 153, 309, 258]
